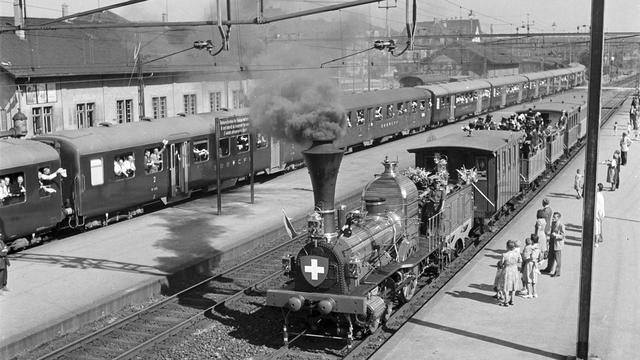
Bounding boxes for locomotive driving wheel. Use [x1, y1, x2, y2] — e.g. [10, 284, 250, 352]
[399, 266, 420, 303]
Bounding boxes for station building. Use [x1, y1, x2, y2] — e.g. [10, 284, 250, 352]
[0, 13, 252, 137]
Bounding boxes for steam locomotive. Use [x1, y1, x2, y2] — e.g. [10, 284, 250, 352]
[266, 140, 474, 344]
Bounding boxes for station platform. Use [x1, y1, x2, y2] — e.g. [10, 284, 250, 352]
[0, 110, 473, 359]
[372, 101, 640, 359]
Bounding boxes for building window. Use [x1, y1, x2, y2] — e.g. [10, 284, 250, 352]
[232, 90, 245, 109]
[76, 103, 95, 128]
[209, 91, 222, 112]
[116, 99, 133, 123]
[32, 106, 53, 135]
[183, 94, 197, 115]
[152, 96, 167, 119]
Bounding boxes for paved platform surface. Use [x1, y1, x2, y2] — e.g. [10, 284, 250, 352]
[372, 100, 640, 359]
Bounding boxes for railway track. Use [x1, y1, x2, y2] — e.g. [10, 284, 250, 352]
[35, 234, 308, 360]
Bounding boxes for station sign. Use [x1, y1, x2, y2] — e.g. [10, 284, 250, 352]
[219, 115, 250, 137]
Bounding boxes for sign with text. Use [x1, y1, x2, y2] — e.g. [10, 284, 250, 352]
[218, 115, 250, 137]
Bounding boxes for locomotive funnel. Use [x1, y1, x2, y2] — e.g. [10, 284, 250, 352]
[302, 140, 344, 238]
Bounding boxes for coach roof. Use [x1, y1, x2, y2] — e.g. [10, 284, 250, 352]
[35, 109, 248, 155]
[0, 138, 60, 170]
[341, 88, 429, 109]
[407, 130, 523, 154]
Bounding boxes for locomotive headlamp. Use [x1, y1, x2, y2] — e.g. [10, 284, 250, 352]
[317, 298, 336, 315]
[287, 295, 305, 312]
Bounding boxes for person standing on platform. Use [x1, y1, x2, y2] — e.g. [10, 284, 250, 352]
[0, 237, 9, 291]
[536, 198, 553, 261]
[595, 183, 606, 247]
[548, 212, 566, 278]
[604, 151, 620, 191]
[620, 132, 632, 166]
[498, 240, 522, 306]
[522, 235, 542, 298]
[574, 169, 584, 199]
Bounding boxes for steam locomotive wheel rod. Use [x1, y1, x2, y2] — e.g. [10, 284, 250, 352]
[36, 234, 310, 360]
[341, 90, 631, 360]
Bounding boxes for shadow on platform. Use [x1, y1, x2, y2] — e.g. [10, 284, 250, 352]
[407, 319, 567, 359]
[564, 223, 583, 233]
[547, 192, 581, 200]
[605, 215, 640, 223]
[10, 253, 166, 276]
[446, 288, 496, 305]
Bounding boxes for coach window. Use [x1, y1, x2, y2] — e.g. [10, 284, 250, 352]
[236, 135, 250, 153]
[114, 152, 135, 180]
[39, 166, 64, 198]
[386, 104, 394, 119]
[144, 145, 165, 174]
[0, 171, 26, 206]
[219, 138, 230, 157]
[397, 102, 405, 114]
[256, 132, 268, 149]
[346, 112, 352, 127]
[356, 109, 365, 125]
[89, 158, 104, 186]
[193, 140, 210, 163]
[374, 106, 383, 121]
[419, 100, 426, 117]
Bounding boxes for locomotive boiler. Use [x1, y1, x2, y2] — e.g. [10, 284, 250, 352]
[266, 140, 427, 343]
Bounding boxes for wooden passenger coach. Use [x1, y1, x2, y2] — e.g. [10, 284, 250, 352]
[408, 130, 523, 218]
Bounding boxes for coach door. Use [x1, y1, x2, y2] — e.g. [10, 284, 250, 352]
[169, 141, 189, 200]
[270, 138, 281, 172]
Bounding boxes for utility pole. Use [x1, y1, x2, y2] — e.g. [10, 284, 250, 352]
[577, 0, 605, 359]
[136, 47, 146, 119]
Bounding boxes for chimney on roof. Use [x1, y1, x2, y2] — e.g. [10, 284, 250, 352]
[62, 3, 69, 17]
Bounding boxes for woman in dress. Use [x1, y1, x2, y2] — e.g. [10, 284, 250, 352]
[498, 240, 522, 306]
[534, 217, 548, 261]
[522, 236, 542, 298]
[604, 150, 620, 191]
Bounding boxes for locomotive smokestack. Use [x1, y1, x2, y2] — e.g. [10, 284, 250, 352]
[302, 140, 344, 238]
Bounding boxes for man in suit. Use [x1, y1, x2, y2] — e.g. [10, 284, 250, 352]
[537, 198, 553, 271]
[0, 234, 9, 290]
[548, 212, 566, 277]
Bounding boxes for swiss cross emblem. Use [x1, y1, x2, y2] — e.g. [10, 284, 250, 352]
[300, 256, 328, 287]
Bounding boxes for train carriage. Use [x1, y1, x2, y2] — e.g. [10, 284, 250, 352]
[523, 72, 551, 100]
[437, 80, 492, 120]
[486, 75, 528, 109]
[408, 130, 522, 219]
[0, 138, 66, 242]
[338, 88, 431, 149]
[419, 84, 451, 126]
[35, 109, 267, 227]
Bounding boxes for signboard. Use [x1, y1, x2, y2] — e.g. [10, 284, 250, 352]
[218, 115, 249, 137]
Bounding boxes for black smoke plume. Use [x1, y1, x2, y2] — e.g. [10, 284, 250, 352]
[250, 73, 347, 146]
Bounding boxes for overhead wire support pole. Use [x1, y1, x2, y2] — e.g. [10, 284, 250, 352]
[577, 0, 605, 359]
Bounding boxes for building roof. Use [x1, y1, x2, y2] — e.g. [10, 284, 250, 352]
[0, 14, 242, 79]
[407, 130, 523, 154]
[416, 19, 482, 36]
[426, 42, 523, 67]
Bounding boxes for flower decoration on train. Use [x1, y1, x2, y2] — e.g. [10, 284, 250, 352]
[456, 165, 478, 185]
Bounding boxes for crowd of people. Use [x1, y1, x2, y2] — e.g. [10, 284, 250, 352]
[0, 167, 66, 205]
[493, 198, 567, 306]
[468, 108, 567, 159]
[602, 97, 638, 192]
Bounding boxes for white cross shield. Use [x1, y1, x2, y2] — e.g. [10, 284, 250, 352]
[300, 256, 328, 287]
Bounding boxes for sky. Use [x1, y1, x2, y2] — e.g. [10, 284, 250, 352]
[0, 0, 638, 33]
